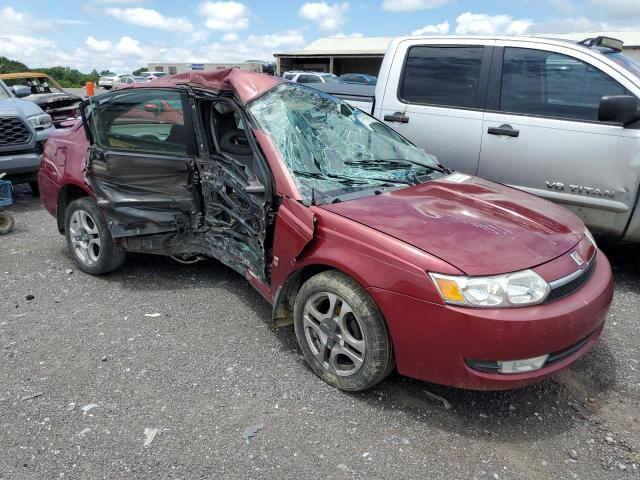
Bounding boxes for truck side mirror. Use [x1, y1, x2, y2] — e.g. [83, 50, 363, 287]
[598, 95, 640, 125]
[11, 85, 31, 98]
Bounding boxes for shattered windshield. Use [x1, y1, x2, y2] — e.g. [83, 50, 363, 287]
[248, 83, 444, 204]
[2, 77, 64, 95]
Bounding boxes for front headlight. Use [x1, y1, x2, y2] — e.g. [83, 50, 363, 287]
[429, 269, 550, 308]
[27, 113, 53, 130]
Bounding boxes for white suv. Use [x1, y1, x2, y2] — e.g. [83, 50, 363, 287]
[282, 71, 342, 84]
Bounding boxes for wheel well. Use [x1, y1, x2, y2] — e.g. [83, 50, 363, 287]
[57, 185, 90, 233]
[272, 264, 334, 327]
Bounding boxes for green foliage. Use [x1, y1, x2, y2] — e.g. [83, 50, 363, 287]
[0, 56, 102, 88]
[132, 67, 147, 76]
[0, 56, 29, 74]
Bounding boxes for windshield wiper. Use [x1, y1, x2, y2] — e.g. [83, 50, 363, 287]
[293, 169, 413, 186]
[347, 158, 450, 174]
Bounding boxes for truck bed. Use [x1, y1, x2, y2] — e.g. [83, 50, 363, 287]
[307, 83, 375, 113]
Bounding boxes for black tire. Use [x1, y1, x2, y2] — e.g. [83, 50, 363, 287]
[294, 270, 395, 391]
[64, 197, 125, 275]
[29, 181, 40, 197]
[0, 211, 15, 235]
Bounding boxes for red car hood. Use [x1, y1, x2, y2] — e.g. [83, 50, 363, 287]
[321, 175, 584, 276]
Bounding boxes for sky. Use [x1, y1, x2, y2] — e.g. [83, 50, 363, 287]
[0, 0, 639, 73]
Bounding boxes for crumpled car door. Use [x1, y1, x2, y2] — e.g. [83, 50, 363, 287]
[81, 88, 199, 238]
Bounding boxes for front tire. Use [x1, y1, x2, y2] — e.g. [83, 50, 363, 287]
[294, 270, 394, 391]
[64, 198, 125, 274]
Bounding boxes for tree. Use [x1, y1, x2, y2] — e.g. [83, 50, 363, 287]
[132, 67, 148, 76]
[0, 56, 29, 74]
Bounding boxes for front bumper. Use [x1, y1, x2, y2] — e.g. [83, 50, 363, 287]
[368, 249, 613, 390]
[0, 150, 41, 181]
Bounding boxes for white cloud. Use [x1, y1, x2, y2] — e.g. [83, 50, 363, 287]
[197, 1, 250, 31]
[382, 0, 451, 12]
[332, 32, 364, 38]
[455, 12, 533, 35]
[412, 20, 450, 35]
[86, 36, 113, 52]
[221, 33, 239, 42]
[299, 2, 349, 31]
[105, 7, 193, 32]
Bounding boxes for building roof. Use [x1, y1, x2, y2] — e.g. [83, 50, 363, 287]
[276, 32, 640, 59]
[276, 37, 392, 57]
[539, 31, 640, 47]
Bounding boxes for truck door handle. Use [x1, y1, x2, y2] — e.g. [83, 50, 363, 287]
[488, 125, 519, 137]
[384, 112, 409, 123]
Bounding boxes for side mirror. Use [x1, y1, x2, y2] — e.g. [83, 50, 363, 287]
[598, 95, 640, 125]
[11, 85, 31, 98]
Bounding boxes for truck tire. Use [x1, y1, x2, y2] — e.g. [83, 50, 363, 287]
[0, 211, 15, 235]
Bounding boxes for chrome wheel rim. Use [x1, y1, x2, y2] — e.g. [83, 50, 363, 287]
[303, 292, 365, 377]
[69, 210, 101, 266]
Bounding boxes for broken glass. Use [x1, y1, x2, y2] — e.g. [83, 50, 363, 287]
[248, 83, 444, 204]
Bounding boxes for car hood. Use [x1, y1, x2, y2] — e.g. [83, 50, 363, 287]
[320, 174, 584, 276]
[0, 96, 45, 117]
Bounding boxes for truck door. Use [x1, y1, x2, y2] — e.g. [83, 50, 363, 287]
[376, 38, 494, 174]
[477, 40, 640, 235]
[82, 88, 199, 238]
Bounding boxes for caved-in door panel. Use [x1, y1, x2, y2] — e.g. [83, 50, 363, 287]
[88, 146, 195, 237]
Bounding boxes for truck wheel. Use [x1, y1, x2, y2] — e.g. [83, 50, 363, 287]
[294, 270, 395, 391]
[64, 198, 125, 274]
[0, 211, 15, 235]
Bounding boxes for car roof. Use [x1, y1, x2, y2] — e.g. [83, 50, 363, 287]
[121, 67, 284, 105]
[0, 72, 50, 80]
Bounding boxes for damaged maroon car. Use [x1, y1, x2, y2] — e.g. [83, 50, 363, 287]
[39, 69, 613, 392]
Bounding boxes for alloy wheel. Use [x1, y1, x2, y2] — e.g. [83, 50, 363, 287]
[302, 292, 366, 376]
[69, 209, 102, 266]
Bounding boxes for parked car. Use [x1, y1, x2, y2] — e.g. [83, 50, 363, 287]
[319, 35, 640, 242]
[98, 74, 126, 90]
[0, 73, 82, 128]
[140, 72, 169, 81]
[39, 69, 612, 392]
[0, 79, 54, 192]
[115, 75, 150, 87]
[340, 73, 377, 85]
[282, 71, 342, 84]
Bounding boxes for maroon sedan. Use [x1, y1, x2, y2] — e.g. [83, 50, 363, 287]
[38, 69, 613, 391]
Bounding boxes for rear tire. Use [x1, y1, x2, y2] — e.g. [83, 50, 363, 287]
[0, 211, 15, 235]
[294, 270, 395, 392]
[64, 198, 125, 274]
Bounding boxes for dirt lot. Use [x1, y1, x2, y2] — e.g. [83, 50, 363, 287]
[1, 189, 639, 479]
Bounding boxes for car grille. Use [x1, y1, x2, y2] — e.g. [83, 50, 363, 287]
[543, 257, 596, 304]
[0, 117, 32, 146]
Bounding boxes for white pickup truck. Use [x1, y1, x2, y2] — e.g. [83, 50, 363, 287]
[315, 35, 640, 242]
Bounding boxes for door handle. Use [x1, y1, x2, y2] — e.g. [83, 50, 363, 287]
[488, 125, 519, 137]
[384, 112, 409, 123]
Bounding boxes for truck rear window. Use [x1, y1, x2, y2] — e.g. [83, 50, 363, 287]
[400, 46, 484, 108]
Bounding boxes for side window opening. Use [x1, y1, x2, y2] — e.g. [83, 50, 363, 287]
[210, 101, 256, 179]
[500, 47, 627, 122]
[400, 45, 485, 108]
[87, 89, 191, 155]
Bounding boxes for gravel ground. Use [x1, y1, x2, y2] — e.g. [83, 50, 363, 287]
[1, 190, 638, 480]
